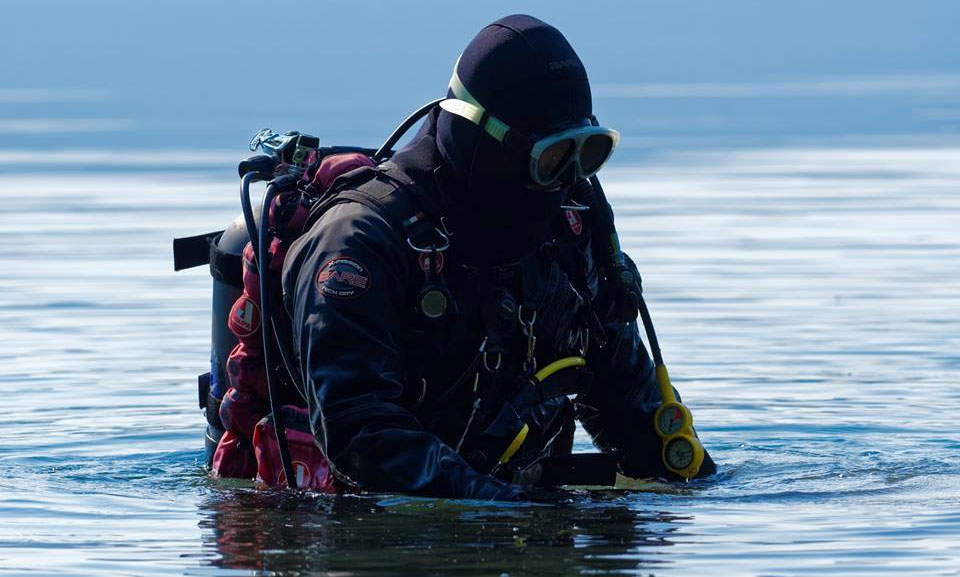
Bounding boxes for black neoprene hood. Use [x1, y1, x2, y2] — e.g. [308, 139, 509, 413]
[429, 14, 594, 265]
[451, 13, 593, 135]
[437, 14, 595, 183]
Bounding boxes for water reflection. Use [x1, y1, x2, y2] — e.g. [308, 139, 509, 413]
[198, 489, 691, 575]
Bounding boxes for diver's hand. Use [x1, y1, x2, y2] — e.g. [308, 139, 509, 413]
[488, 482, 528, 501]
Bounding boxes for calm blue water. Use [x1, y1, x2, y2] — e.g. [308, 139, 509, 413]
[2, 1, 959, 575]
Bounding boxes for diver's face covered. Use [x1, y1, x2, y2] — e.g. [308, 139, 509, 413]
[436, 15, 614, 267]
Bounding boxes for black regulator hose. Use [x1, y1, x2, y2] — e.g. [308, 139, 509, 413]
[637, 294, 664, 368]
[372, 98, 445, 163]
[572, 175, 707, 477]
[241, 169, 304, 488]
[240, 171, 263, 262]
[258, 182, 298, 489]
[572, 176, 640, 321]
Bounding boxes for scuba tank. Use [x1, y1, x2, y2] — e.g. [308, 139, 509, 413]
[174, 101, 445, 478]
[206, 216, 252, 464]
[173, 205, 258, 467]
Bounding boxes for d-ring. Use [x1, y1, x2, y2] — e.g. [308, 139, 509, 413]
[406, 228, 451, 253]
[483, 350, 502, 373]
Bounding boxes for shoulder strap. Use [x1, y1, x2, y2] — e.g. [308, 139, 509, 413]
[305, 162, 438, 244]
[304, 162, 456, 331]
[307, 166, 398, 225]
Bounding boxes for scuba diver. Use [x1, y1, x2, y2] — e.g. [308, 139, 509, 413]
[176, 14, 716, 499]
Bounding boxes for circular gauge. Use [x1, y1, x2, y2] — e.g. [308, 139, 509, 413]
[656, 403, 688, 436]
[419, 289, 448, 319]
[664, 437, 695, 470]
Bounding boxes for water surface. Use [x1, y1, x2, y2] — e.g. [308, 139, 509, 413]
[2, 1, 959, 574]
[1, 145, 958, 575]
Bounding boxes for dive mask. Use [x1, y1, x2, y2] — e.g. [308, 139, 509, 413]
[439, 66, 619, 187]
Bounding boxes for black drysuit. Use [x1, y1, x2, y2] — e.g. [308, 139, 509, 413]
[281, 114, 715, 500]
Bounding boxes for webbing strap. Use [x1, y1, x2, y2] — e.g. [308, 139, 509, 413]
[262, 405, 312, 435]
[209, 238, 244, 289]
[198, 372, 211, 410]
[538, 369, 592, 400]
[172, 230, 244, 289]
[305, 164, 428, 242]
[173, 230, 222, 271]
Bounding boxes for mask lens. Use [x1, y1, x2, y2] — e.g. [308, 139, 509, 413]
[536, 139, 575, 183]
[579, 134, 615, 175]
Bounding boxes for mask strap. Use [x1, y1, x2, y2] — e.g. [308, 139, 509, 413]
[441, 57, 513, 143]
[439, 99, 511, 143]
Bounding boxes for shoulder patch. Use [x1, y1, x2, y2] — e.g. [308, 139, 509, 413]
[316, 257, 372, 299]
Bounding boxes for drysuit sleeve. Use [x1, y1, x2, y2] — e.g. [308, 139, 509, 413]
[282, 200, 523, 500]
[576, 259, 717, 481]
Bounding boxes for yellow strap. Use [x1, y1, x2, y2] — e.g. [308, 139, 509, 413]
[498, 424, 530, 464]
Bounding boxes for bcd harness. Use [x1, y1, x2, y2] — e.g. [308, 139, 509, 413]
[175, 155, 600, 484]
[299, 162, 602, 478]
[174, 110, 707, 489]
